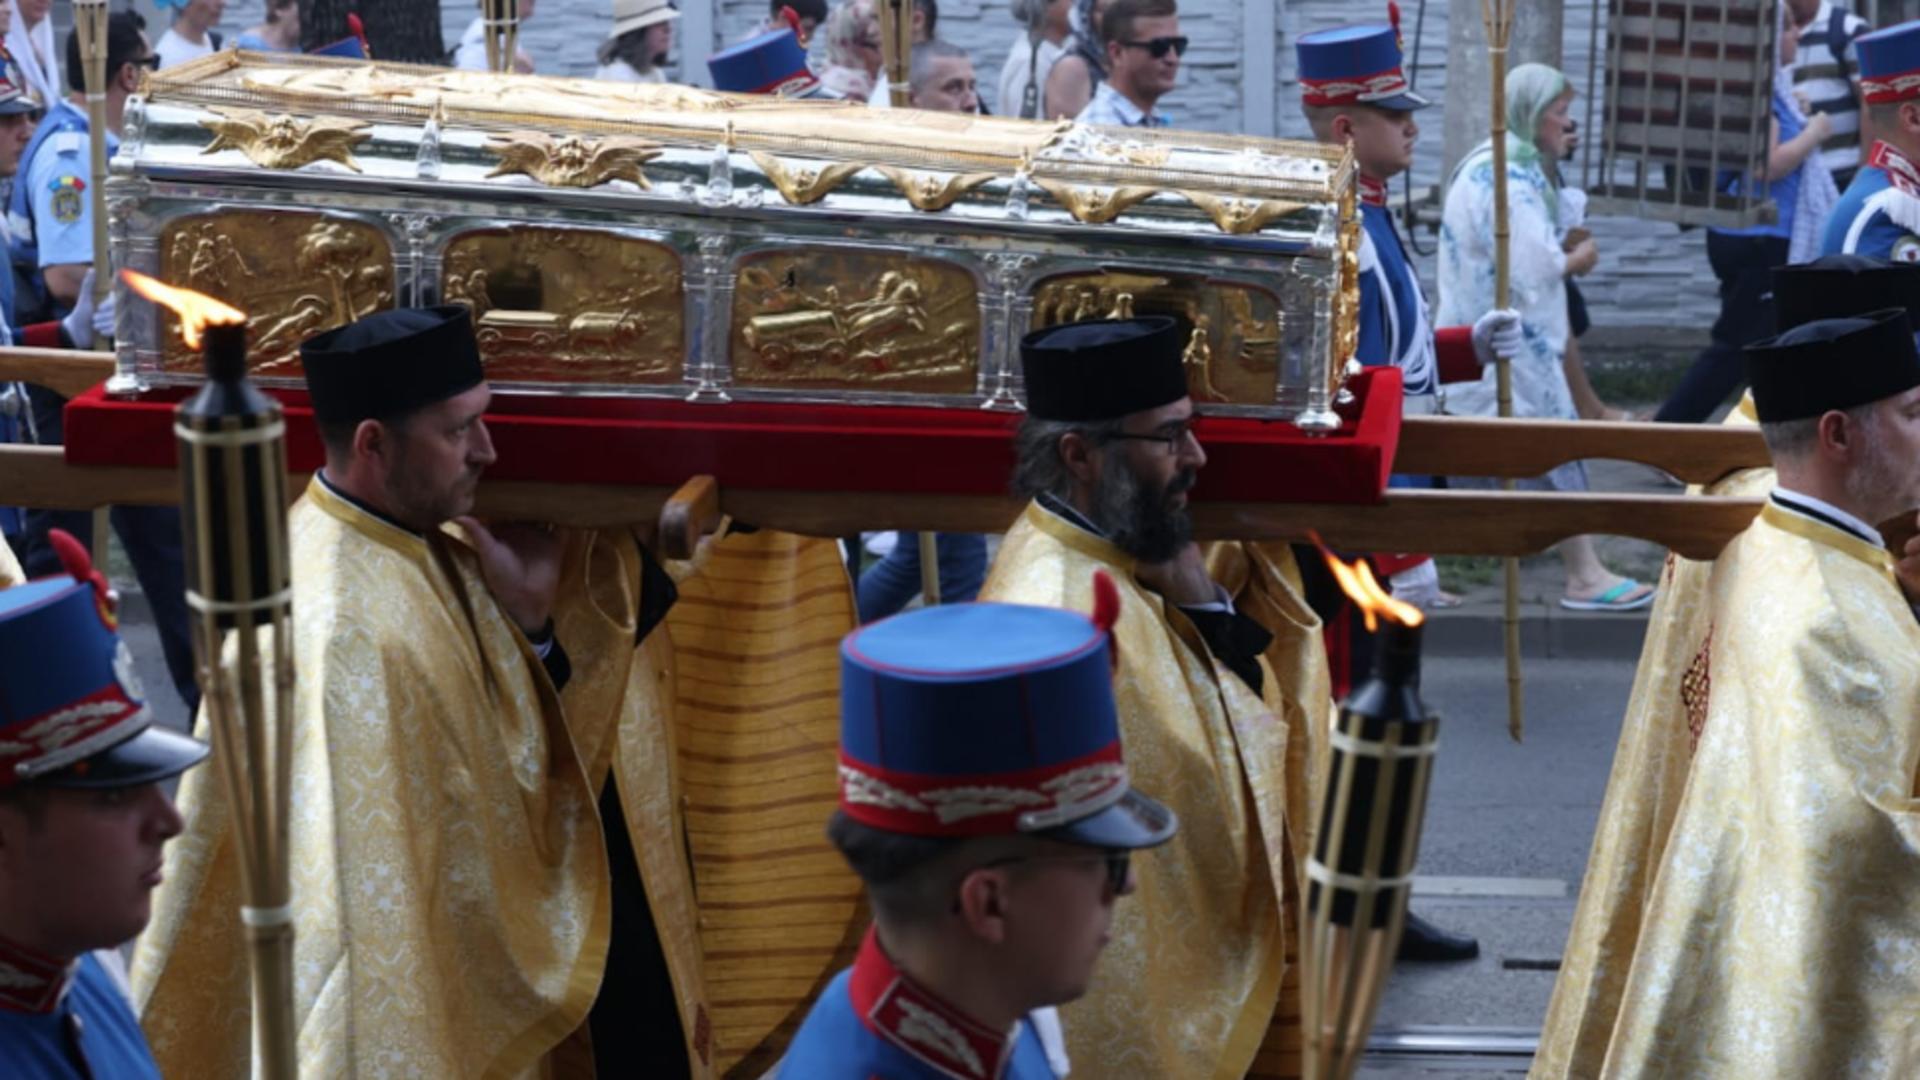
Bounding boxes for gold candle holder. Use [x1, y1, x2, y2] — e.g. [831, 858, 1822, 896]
[876, 0, 914, 107]
[72, 0, 111, 312]
[125, 270, 297, 1080]
[483, 0, 522, 74]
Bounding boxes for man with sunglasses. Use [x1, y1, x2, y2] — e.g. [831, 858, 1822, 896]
[781, 599, 1178, 1079]
[1075, 0, 1179, 127]
[981, 318, 1322, 1078]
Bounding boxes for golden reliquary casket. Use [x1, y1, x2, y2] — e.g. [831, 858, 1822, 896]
[106, 52, 1360, 426]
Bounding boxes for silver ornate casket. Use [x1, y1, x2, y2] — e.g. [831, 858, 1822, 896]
[107, 52, 1360, 425]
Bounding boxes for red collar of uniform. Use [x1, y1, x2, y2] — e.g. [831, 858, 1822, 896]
[1870, 140, 1920, 196]
[1359, 173, 1390, 208]
[0, 933, 75, 1014]
[848, 925, 1018, 1080]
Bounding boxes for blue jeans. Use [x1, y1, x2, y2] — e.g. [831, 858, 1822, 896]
[20, 384, 199, 713]
[856, 532, 988, 624]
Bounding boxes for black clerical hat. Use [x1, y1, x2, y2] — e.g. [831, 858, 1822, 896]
[1745, 308, 1920, 423]
[1021, 317, 1189, 422]
[1772, 255, 1920, 331]
[299, 306, 486, 425]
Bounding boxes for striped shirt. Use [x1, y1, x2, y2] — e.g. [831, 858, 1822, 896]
[1792, 1, 1869, 187]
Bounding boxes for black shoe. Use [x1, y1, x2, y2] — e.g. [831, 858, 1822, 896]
[1396, 910, 1480, 963]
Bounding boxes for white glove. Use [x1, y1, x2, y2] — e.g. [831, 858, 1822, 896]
[1471, 307, 1523, 365]
[60, 269, 98, 349]
[92, 285, 115, 342]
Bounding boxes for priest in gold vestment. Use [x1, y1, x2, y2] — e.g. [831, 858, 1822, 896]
[1579, 303, 1920, 1077]
[133, 307, 632, 1076]
[981, 318, 1317, 1079]
[1536, 256, 1920, 1079]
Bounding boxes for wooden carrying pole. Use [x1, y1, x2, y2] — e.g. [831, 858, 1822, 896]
[483, 0, 521, 74]
[1481, 0, 1523, 743]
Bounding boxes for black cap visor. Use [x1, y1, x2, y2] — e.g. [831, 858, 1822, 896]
[1036, 787, 1179, 850]
[34, 724, 210, 789]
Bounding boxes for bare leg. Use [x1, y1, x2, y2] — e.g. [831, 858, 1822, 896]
[1563, 337, 1626, 421]
[1560, 534, 1652, 603]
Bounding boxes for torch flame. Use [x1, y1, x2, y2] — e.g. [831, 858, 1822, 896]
[119, 269, 245, 349]
[1310, 532, 1425, 631]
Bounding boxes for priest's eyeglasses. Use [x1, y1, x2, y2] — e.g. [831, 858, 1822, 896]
[1105, 417, 1202, 457]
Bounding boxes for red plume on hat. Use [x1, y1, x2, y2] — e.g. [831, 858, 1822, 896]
[1091, 570, 1121, 672]
[778, 4, 807, 44]
[1389, 1, 1404, 53]
[46, 528, 116, 628]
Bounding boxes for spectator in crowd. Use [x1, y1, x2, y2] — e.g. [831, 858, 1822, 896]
[1657, 11, 1838, 423]
[452, 0, 536, 72]
[0, 0, 27, 105]
[1440, 62, 1654, 611]
[4, 0, 51, 108]
[152, 0, 227, 69]
[820, 0, 881, 99]
[596, 0, 678, 83]
[233, 0, 300, 52]
[1043, 0, 1106, 120]
[999, 0, 1069, 119]
[866, 0, 936, 105]
[907, 38, 977, 112]
[1075, 0, 1179, 128]
[1788, 0, 1867, 189]
[764, 0, 828, 40]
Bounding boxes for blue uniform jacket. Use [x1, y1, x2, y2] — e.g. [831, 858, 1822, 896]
[778, 928, 1057, 1080]
[0, 950, 162, 1079]
[1355, 195, 1438, 397]
[1821, 140, 1920, 261]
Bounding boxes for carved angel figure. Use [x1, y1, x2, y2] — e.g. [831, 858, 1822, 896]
[486, 132, 662, 190]
[200, 110, 371, 173]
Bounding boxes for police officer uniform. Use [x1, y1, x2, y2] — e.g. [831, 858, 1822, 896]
[780, 601, 1180, 1079]
[0, 535, 209, 1079]
[1822, 20, 1920, 261]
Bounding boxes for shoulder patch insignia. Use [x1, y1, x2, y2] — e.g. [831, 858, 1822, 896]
[48, 175, 84, 224]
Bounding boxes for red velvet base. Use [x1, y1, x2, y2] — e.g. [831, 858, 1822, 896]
[64, 369, 1402, 504]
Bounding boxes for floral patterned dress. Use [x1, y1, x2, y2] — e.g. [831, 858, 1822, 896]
[1437, 144, 1588, 491]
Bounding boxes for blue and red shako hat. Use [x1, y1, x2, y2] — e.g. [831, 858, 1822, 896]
[1295, 8, 1430, 112]
[708, 27, 820, 97]
[0, 532, 206, 789]
[1857, 20, 1920, 104]
[838, 584, 1177, 849]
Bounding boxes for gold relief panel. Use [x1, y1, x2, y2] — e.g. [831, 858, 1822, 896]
[730, 251, 979, 394]
[157, 210, 394, 376]
[442, 228, 683, 384]
[1029, 271, 1281, 406]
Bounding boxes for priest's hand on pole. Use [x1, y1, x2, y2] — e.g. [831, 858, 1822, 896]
[1135, 542, 1220, 607]
[458, 517, 563, 637]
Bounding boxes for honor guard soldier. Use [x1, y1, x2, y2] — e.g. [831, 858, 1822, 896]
[1823, 18, 1920, 260]
[782, 599, 1179, 1079]
[0, 533, 208, 1079]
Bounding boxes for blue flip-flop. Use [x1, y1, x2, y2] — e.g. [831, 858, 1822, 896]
[1561, 580, 1654, 612]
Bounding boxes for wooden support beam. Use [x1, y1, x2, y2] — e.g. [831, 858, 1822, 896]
[0, 445, 1764, 559]
[1394, 415, 1768, 485]
[0, 348, 115, 398]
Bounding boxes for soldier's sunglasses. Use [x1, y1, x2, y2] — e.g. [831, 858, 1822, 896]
[1120, 35, 1188, 59]
[982, 850, 1132, 894]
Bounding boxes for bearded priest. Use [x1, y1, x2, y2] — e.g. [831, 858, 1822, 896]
[980, 317, 1313, 1078]
[133, 307, 628, 1076]
[1590, 305, 1920, 1076]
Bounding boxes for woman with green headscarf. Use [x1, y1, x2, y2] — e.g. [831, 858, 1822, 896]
[1438, 63, 1653, 612]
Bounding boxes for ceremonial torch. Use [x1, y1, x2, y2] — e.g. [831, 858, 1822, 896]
[74, 0, 112, 314]
[1302, 546, 1437, 1080]
[1480, 0, 1524, 741]
[122, 270, 297, 1080]
[877, 0, 914, 107]
[483, 0, 522, 74]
